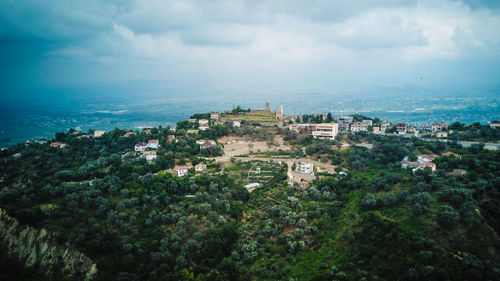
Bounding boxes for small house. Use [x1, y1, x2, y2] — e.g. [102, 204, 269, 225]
[177, 166, 188, 177]
[195, 163, 207, 171]
[135, 142, 148, 152]
[148, 139, 159, 149]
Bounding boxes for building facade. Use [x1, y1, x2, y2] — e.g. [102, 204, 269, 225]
[311, 123, 339, 140]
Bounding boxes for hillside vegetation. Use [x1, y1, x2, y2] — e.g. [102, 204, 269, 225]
[0, 124, 499, 281]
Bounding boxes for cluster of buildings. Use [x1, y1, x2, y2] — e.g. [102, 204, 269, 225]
[188, 112, 225, 131]
[134, 139, 160, 162]
[291, 115, 454, 138]
[196, 139, 217, 149]
[49, 142, 68, 149]
[401, 151, 466, 176]
[175, 162, 207, 177]
[189, 118, 210, 131]
[401, 154, 438, 174]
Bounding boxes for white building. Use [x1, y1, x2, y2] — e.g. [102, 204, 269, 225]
[417, 154, 439, 164]
[210, 112, 220, 120]
[381, 121, 392, 132]
[148, 139, 159, 149]
[299, 162, 314, 174]
[350, 122, 369, 132]
[93, 130, 106, 138]
[338, 116, 354, 124]
[134, 142, 148, 152]
[289, 124, 300, 132]
[311, 123, 339, 140]
[200, 140, 217, 149]
[177, 166, 188, 177]
[143, 151, 157, 162]
[490, 121, 500, 128]
[198, 119, 209, 125]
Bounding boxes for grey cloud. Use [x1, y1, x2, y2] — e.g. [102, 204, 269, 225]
[1, 0, 500, 94]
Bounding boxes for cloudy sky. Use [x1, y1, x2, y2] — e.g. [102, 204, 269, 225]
[1, 0, 500, 98]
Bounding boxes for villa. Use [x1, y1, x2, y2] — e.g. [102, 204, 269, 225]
[176, 166, 189, 177]
[134, 142, 148, 152]
[148, 139, 159, 149]
[298, 162, 314, 174]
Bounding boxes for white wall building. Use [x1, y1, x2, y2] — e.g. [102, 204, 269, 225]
[93, 130, 106, 138]
[311, 123, 339, 140]
[148, 139, 159, 149]
[135, 142, 148, 152]
[177, 166, 188, 177]
[299, 162, 314, 174]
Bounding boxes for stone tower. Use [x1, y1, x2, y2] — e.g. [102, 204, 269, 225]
[266, 102, 270, 112]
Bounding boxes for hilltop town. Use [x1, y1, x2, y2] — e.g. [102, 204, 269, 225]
[111, 102, 498, 188]
[1, 103, 500, 281]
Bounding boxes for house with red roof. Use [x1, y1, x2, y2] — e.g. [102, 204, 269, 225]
[148, 139, 159, 149]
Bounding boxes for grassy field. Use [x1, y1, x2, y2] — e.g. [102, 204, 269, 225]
[228, 111, 278, 122]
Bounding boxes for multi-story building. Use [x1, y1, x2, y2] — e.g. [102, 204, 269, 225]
[289, 124, 300, 132]
[311, 123, 339, 140]
[148, 139, 159, 149]
[431, 122, 448, 132]
[210, 112, 220, 120]
[134, 142, 148, 152]
[299, 162, 314, 174]
[381, 121, 392, 133]
[396, 123, 407, 134]
[350, 122, 369, 132]
[338, 115, 354, 124]
[338, 115, 354, 132]
[177, 166, 188, 177]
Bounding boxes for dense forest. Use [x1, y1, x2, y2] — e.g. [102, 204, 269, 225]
[1, 120, 500, 281]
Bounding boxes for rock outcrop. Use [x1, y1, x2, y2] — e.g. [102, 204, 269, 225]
[0, 208, 97, 280]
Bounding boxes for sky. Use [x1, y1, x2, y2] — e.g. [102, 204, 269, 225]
[1, 0, 500, 100]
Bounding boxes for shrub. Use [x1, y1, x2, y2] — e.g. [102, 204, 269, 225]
[437, 205, 459, 229]
[361, 194, 377, 210]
